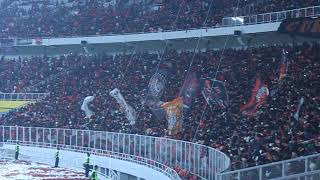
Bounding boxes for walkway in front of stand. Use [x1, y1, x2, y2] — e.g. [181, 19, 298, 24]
[0, 159, 89, 180]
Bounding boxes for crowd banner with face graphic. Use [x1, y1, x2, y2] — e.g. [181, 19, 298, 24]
[81, 96, 95, 118]
[110, 88, 137, 125]
[179, 72, 199, 108]
[161, 97, 184, 136]
[202, 79, 229, 109]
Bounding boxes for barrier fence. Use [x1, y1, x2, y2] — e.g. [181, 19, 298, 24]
[222, 6, 320, 27]
[0, 93, 49, 101]
[216, 153, 320, 180]
[0, 126, 230, 180]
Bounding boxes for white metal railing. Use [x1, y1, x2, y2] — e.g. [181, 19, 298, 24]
[222, 6, 320, 27]
[109, 170, 120, 180]
[272, 170, 320, 180]
[0, 93, 49, 101]
[216, 153, 320, 180]
[0, 126, 231, 180]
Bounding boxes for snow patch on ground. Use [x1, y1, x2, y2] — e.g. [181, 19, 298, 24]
[0, 159, 88, 180]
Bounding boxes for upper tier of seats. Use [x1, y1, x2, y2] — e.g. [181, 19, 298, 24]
[0, 0, 319, 38]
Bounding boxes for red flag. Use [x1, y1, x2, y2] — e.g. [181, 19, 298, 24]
[240, 76, 269, 116]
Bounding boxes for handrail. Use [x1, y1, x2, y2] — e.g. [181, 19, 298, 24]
[222, 5, 320, 27]
[0, 93, 49, 101]
[0, 126, 231, 180]
[109, 170, 120, 180]
[221, 153, 319, 174]
[216, 153, 320, 180]
[270, 169, 320, 180]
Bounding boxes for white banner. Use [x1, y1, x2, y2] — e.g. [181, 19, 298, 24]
[81, 96, 95, 118]
[110, 88, 137, 125]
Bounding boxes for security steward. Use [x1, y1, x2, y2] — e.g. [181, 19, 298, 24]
[84, 152, 91, 177]
[54, 146, 60, 167]
[15, 142, 20, 160]
[91, 165, 98, 180]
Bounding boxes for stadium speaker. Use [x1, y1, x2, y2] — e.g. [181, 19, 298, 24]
[81, 40, 88, 45]
[234, 30, 242, 36]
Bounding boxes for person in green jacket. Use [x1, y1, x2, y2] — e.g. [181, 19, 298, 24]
[54, 146, 59, 167]
[15, 142, 19, 160]
[91, 165, 98, 180]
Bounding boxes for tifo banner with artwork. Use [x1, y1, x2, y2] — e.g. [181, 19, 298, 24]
[161, 97, 184, 136]
[278, 17, 320, 37]
[142, 95, 166, 120]
[81, 96, 95, 118]
[148, 70, 167, 98]
[202, 79, 229, 109]
[143, 70, 168, 120]
[110, 88, 137, 125]
[239, 76, 269, 116]
[179, 72, 199, 108]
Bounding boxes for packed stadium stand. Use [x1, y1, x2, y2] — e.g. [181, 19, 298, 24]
[1, 44, 319, 171]
[0, 0, 319, 180]
[0, 0, 319, 37]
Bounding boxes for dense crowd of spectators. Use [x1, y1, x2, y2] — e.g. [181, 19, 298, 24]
[1, 43, 319, 176]
[0, 55, 84, 92]
[0, 0, 319, 38]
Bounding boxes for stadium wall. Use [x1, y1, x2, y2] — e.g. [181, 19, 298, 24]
[17, 22, 281, 46]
